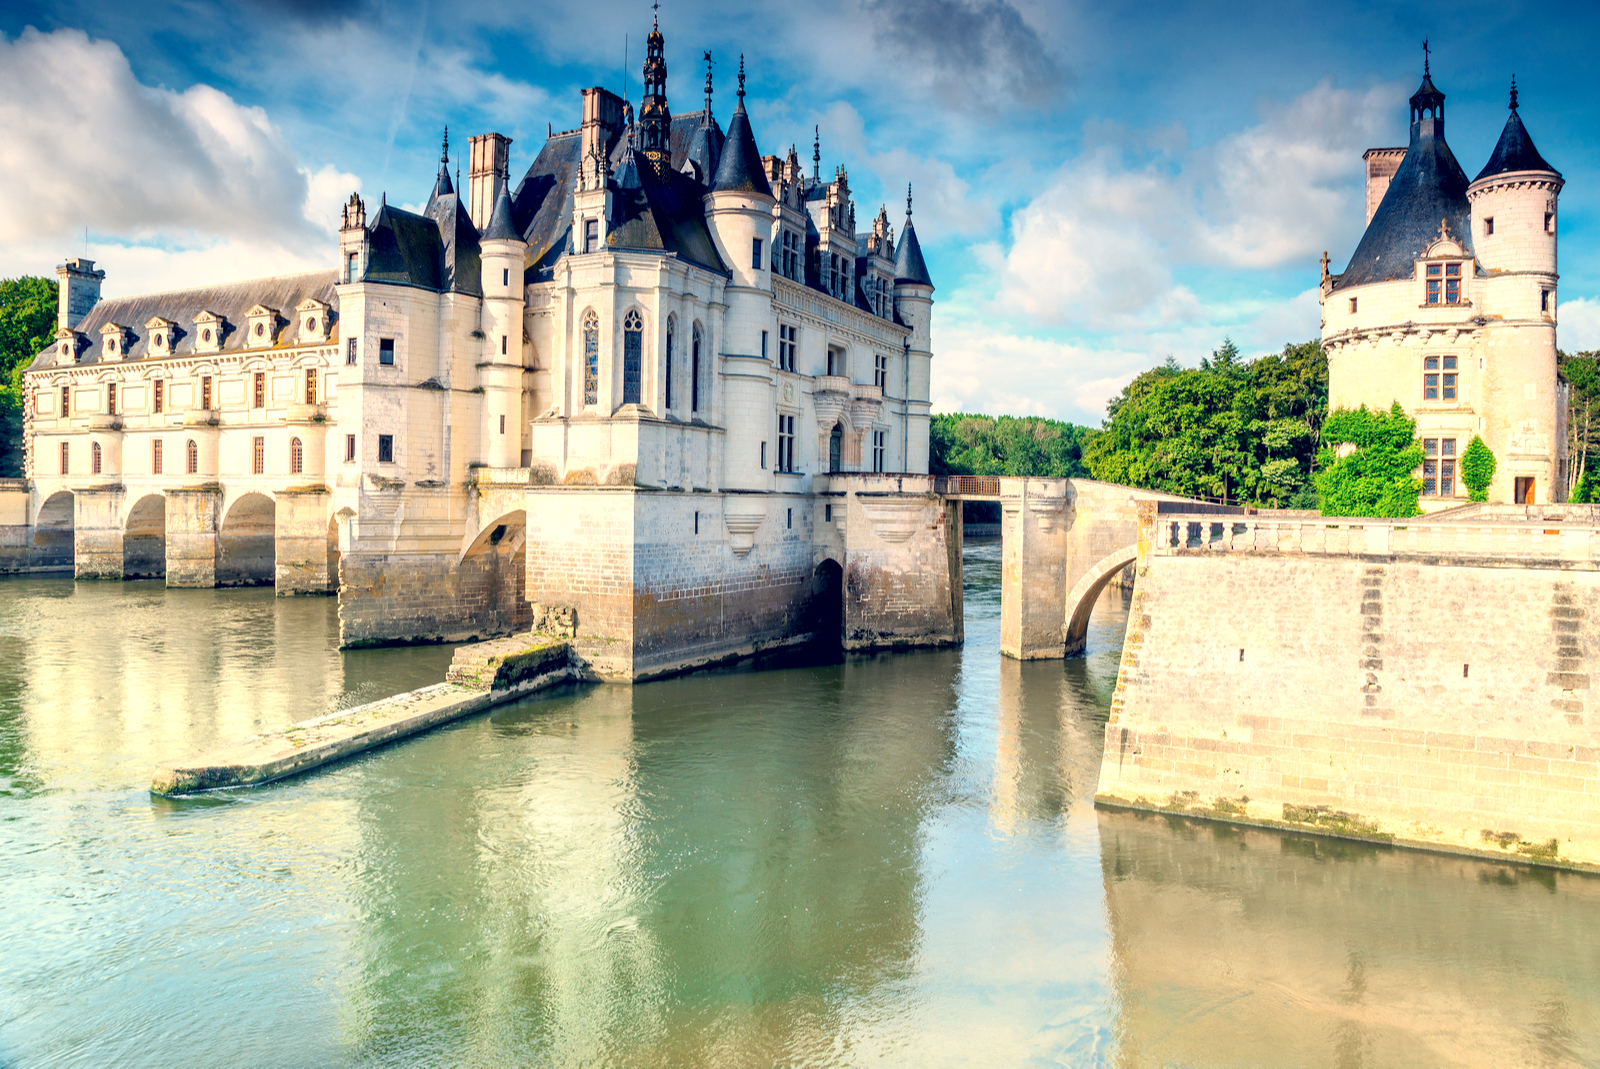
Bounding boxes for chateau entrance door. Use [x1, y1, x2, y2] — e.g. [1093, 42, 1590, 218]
[1515, 477, 1535, 504]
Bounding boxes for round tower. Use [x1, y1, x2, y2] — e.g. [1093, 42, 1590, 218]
[479, 184, 527, 469]
[893, 185, 935, 475]
[1467, 79, 1562, 281]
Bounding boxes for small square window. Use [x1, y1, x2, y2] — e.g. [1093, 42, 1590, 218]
[379, 338, 395, 365]
[1425, 356, 1439, 371]
[377, 434, 394, 463]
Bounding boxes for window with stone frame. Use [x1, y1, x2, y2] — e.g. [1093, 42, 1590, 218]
[691, 322, 703, 412]
[106, 382, 116, 415]
[290, 436, 303, 475]
[582, 310, 600, 406]
[874, 353, 888, 389]
[201, 376, 213, 411]
[59, 441, 68, 475]
[252, 435, 265, 475]
[154, 380, 164, 414]
[186, 439, 198, 474]
[1426, 262, 1462, 305]
[873, 429, 886, 473]
[665, 316, 675, 410]
[777, 412, 795, 473]
[61, 385, 69, 418]
[378, 434, 394, 463]
[253, 372, 265, 408]
[1423, 355, 1457, 401]
[622, 309, 644, 406]
[1423, 437, 1457, 496]
[91, 441, 102, 475]
[152, 439, 163, 475]
[306, 367, 317, 405]
[778, 324, 797, 372]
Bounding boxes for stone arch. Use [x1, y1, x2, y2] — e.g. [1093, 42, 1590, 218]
[123, 494, 167, 580]
[1063, 543, 1139, 655]
[460, 508, 529, 633]
[809, 557, 845, 651]
[34, 490, 74, 570]
[217, 492, 276, 586]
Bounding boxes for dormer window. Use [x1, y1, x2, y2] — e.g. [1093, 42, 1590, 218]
[55, 329, 78, 363]
[1426, 262, 1461, 305]
[295, 298, 330, 344]
[193, 311, 225, 353]
[99, 323, 128, 359]
[245, 305, 278, 349]
[144, 316, 176, 356]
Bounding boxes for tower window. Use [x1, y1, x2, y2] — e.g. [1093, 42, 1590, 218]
[1423, 355, 1457, 400]
[761, 330, 768, 361]
[347, 338, 357, 365]
[665, 321, 675, 410]
[501, 335, 507, 355]
[752, 237, 763, 270]
[584, 218, 599, 254]
[1485, 217, 1494, 236]
[201, 376, 212, 410]
[691, 322, 703, 412]
[1349, 297, 1358, 314]
[290, 436, 303, 475]
[500, 414, 506, 434]
[348, 251, 359, 283]
[91, 442, 101, 474]
[1425, 263, 1462, 305]
[1423, 438, 1457, 496]
[61, 385, 69, 418]
[502, 268, 509, 286]
[377, 434, 394, 463]
[1542, 290, 1551, 313]
[760, 441, 767, 469]
[379, 338, 395, 365]
[345, 434, 356, 463]
[583, 310, 600, 406]
[186, 439, 198, 474]
[1546, 213, 1555, 234]
[306, 367, 317, 404]
[777, 413, 795, 472]
[622, 309, 643, 406]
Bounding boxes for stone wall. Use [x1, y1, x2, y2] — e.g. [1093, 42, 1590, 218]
[0, 480, 30, 573]
[835, 476, 961, 651]
[338, 543, 529, 647]
[1097, 511, 1600, 870]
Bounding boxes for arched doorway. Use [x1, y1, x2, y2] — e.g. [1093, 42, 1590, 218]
[828, 423, 843, 473]
[1063, 544, 1139, 655]
[809, 558, 845, 650]
[34, 491, 74, 571]
[218, 492, 276, 586]
[124, 494, 166, 580]
[460, 509, 529, 633]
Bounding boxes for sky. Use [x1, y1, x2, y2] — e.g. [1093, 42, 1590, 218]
[4, 0, 1600, 424]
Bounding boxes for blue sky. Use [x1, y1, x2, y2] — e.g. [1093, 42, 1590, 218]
[4, 0, 1600, 423]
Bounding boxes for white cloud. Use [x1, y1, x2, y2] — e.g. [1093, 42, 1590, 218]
[992, 80, 1401, 334]
[0, 27, 349, 284]
[1559, 298, 1600, 352]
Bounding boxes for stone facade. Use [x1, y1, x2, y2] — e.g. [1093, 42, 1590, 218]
[1097, 507, 1600, 870]
[1323, 68, 1564, 508]
[14, 17, 943, 672]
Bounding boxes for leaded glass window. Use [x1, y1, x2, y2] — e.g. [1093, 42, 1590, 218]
[622, 309, 643, 406]
[582, 310, 599, 406]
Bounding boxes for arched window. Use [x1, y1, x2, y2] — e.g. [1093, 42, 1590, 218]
[622, 309, 643, 406]
[665, 315, 676, 410]
[691, 321, 703, 413]
[186, 439, 198, 475]
[828, 423, 843, 473]
[582, 310, 599, 406]
[290, 436, 303, 475]
[91, 441, 102, 475]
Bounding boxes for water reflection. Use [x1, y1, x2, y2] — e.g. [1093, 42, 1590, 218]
[0, 545, 1596, 1067]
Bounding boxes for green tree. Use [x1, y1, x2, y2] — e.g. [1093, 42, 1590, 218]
[1314, 403, 1423, 517]
[0, 277, 58, 477]
[1084, 337, 1328, 506]
[1460, 435, 1496, 502]
[930, 413, 1092, 479]
[1559, 350, 1600, 499]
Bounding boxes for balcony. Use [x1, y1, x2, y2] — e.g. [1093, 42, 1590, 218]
[286, 402, 328, 423]
[183, 409, 220, 426]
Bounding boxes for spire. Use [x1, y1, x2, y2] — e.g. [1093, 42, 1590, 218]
[638, 6, 671, 177]
[1474, 77, 1559, 182]
[1409, 47, 1445, 140]
[483, 185, 520, 242]
[710, 55, 772, 197]
[906, 182, 913, 220]
[895, 183, 932, 287]
[737, 53, 745, 99]
[703, 50, 713, 117]
[431, 125, 455, 199]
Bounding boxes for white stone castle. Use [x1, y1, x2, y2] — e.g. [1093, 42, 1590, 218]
[1322, 60, 1564, 507]
[20, 17, 947, 674]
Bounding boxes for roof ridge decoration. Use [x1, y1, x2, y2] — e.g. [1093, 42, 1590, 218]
[709, 54, 773, 197]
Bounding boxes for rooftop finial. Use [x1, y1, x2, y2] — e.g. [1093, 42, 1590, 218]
[652, 0, 659, 29]
[813, 125, 820, 182]
[737, 54, 745, 100]
[704, 50, 712, 113]
[906, 182, 913, 220]
[1509, 74, 1518, 111]
[441, 125, 449, 167]
[1422, 37, 1430, 76]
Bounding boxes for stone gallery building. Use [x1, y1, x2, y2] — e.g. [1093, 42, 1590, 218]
[20, 17, 948, 676]
[1321, 63, 1565, 508]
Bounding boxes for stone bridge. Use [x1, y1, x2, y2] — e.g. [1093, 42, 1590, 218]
[939, 476, 1220, 660]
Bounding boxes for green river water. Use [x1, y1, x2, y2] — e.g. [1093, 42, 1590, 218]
[1, 539, 1598, 1067]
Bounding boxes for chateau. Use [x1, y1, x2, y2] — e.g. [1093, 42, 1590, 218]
[18, 18, 948, 674]
[1321, 62, 1564, 507]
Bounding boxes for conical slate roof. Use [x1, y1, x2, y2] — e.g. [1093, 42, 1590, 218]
[711, 97, 772, 197]
[1337, 77, 1473, 289]
[482, 186, 520, 242]
[895, 218, 933, 287]
[1475, 96, 1557, 181]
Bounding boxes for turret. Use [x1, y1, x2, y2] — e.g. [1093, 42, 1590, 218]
[705, 55, 775, 289]
[894, 185, 935, 475]
[1468, 77, 1562, 280]
[339, 193, 367, 284]
[480, 184, 527, 468]
[467, 132, 512, 231]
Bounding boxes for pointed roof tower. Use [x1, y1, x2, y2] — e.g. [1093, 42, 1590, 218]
[430, 126, 454, 203]
[482, 184, 521, 242]
[1336, 52, 1473, 289]
[894, 183, 933, 287]
[1475, 77, 1559, 180]
[710, 55, 773, 197]
[638, 7, 672, 178]
[682, 50, 725, 184]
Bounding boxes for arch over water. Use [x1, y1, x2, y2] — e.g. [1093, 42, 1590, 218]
[218, 492, 276, 587]
[1063, 543, 1139, 655]
[461, 508, 527, 627]
[124, 494, 167, 580]
[810, 558, 845, 650]
[35, 491, 75, 571]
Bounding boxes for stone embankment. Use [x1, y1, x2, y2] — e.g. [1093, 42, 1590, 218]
[150, 635, 577, 796]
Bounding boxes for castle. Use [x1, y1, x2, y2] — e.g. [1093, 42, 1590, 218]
[19, 17, 948, 675]
[1321, 61, 1564, 507]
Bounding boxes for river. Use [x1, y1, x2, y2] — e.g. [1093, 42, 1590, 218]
[1, 539, 1597, 1067]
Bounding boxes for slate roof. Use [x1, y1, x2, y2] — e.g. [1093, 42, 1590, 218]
[711, 98, 773, 197]
[1336, 118, 1473, 289]
[1475, 107, 1558, 181]
[894, 219, 933, 287]
[425, 189, 482, 296]
[366, 203, 445, 290]
[482, 187, 520, 242]
[31, 271, 339, 368]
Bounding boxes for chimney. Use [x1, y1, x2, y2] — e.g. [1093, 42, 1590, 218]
[468, 133, 513, 231]
[56, 257, 105, 330]
[1362, 147, 1406, 225]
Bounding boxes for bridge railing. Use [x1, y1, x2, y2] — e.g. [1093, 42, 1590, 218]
[936, 475, 1001, 498]
[1152, 513, 1600, 564]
